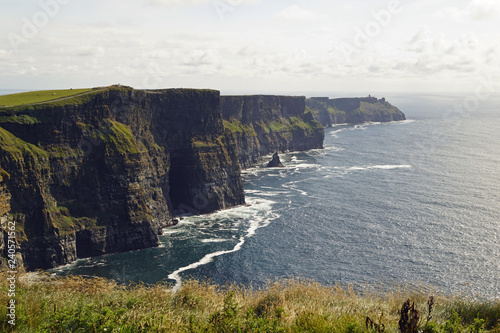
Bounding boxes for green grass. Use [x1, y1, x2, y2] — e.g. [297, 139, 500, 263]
[49, 206, 99, 235]
[1, 273, 498, 332]
[223, 120, 257, 136]
[99, 120, 142, 155]
[0, 127, 48, 159]
[0, 89, 93, 107]
[0, 86, 133, 114]
[263, 116, 322, 135]
[359, 101, 399, 115]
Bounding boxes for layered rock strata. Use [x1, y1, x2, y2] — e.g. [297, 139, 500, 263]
[306, 96, 406, 127]
[0, 86, 245, 270]
[221, 95, 324, 168]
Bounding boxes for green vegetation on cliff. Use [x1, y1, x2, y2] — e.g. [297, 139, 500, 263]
[49, 206, 99, 235]
[0, 127, 48, 159]
[0, 85, 133, 114]
[266, 115, 322, 134]
[224, 115, 321, 137]
[99, 120, 143, 155]
[1, 273, 498, 332]
[0, 88, 93, 107]
[223, 120, 257, 136]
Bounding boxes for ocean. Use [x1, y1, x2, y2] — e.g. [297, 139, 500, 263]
[30, 92, 500, 299]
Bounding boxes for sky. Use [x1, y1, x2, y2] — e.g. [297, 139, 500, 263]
[0, 0, 499, 95]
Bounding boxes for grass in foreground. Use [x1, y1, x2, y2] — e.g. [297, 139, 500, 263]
[0, 272, 499, 332]
[0, 88, 93, 106]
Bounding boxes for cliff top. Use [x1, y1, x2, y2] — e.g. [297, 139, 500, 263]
[0, 85, 132, 112]
[0, 86, 220, 114]
[0, 87, 109, 107]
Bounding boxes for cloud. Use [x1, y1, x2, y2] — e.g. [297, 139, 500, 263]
[275, 5, 316, 20]
[0, 50, 9, 61]
[147, 0, 210, 6]
[147, 0, 260, 7]
[398, 29, 496, 75]
[467, 0, 500, 20]
[434, 0, 500, 21]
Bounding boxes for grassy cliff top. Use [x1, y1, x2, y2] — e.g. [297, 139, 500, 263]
[0, 273, 498, 332]
[0, 86, 221, 112]
[0, 88, 95, 107]
[0, 85, 134, 113]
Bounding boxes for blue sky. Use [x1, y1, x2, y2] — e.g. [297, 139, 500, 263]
[0, 0, 498, 95]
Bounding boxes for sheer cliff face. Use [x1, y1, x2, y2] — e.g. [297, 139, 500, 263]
[221, 95, 324, 168]
[307, 97, 406, 127]
[0, 86, 244, 270]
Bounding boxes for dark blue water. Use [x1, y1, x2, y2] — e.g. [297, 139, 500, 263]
[51, 94, 500, 298]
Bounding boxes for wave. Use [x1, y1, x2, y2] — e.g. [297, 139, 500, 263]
[330, 128, 349, 138]
[163, 229, 183, 235]
[290, 156, 306, 163]
[290, 163, 322, 170]
[168, 197, 279, 293]
[49, 257, 108, 273]
[347, 164, 412, 171]
[200, 238, 231, 243]
[331, 121, 409, 137]
[395, 119, 416, 125]
[373, 164, 412, 170]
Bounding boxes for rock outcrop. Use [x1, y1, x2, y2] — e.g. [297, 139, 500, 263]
[0, 86, 245, 270]
[306, 96, 406, 127]
[266, 153, 284, 168]
[221, 95, 324, 168]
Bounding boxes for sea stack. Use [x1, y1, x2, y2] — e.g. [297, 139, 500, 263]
[267, 152, 284, 168]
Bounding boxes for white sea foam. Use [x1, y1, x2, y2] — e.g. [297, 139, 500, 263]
[290, 163, 322, 170]
[245, 189, 261, 194]
[49, 258, 88, 272]
[348, 166, 366, 171]
[168, 197, 278, 293]
[290, 156, 306, 163]
[255, 191, 288, 197]
[281, 180, 308, 196]
[324, 146, 343, 152]
[200, 238, 230, 243]
[163, 229, 183, 235]
[352, 124, 367, 130]
[395, 119, 416, 125]
[330, 128, 348, 137]
[373, 164, 412, 170]
[347, 164, 412, 171]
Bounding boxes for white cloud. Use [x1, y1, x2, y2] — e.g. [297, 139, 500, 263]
[147, 0, 260, 6]
[467, 0, 500, 20]
[275, 5, 316, 20]
[147, 0, 211, 6]
[0, 50, 9, 61]
[397, 29, 496, 76]
[434, 0, 500, 21]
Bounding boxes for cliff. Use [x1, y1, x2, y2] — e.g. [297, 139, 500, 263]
[0, 86, 245, 270]
[221, 95, 324, 168]
[306, 96, 406, 127]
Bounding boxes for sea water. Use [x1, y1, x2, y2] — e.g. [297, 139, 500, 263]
[44, 93, 500, 298]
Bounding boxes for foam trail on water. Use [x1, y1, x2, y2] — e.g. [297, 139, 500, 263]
[200, 238, 230, 243]
[168, 237, 245, 293]
[373, 164, 412, 170]
[347, 164, 412, 171]
[168, 197, 278, 293]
